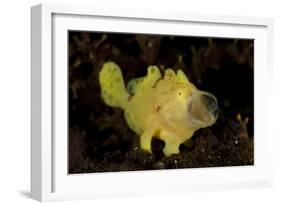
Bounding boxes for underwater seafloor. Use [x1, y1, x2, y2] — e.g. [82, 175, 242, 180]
[68, 31, 254, 173]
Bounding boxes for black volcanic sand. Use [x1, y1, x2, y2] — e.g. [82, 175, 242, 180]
[68, 32, 254, 173]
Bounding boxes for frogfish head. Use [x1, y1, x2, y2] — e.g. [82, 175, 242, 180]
[157, 69, 218, 131]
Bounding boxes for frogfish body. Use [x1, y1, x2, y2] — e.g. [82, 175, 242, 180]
[99, 62, 218, 156]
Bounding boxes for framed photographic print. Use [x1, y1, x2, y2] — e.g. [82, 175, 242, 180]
[31, 3, 274, 201]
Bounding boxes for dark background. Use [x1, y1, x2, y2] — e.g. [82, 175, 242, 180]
[68, 31, 254, 173]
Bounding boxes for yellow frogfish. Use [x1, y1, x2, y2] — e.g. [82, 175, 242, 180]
[99, 62, 218, 156]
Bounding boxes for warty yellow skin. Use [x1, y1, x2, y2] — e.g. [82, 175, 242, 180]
[99, 62, 218, 156]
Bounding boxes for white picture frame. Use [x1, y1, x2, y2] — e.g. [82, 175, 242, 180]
[31, 3, 274, 202]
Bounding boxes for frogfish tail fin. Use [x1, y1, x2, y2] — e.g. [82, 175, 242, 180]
[99, 62, 129, 109]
